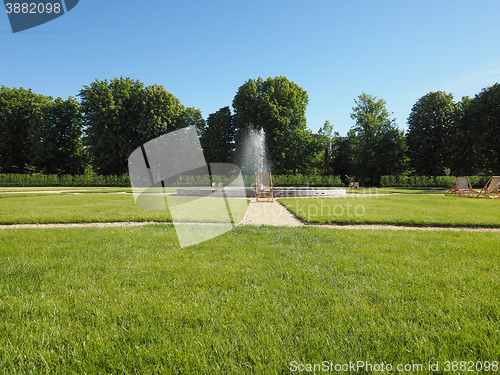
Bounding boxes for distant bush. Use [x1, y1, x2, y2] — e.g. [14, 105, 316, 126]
[380, 175, 490, 188]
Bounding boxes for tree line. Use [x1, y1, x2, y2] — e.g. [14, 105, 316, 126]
[1, 77, 498, 185]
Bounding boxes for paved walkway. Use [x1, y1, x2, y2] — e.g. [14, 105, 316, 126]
[239, 199, 303, 227]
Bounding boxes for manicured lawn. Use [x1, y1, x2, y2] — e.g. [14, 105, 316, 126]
[280, 195, 500, 226]
[0, 193, 248, 224]
[0, 225, 499, 373]
[0, 193, 172, 224]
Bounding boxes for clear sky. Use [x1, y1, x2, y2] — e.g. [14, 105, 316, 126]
[2, 0, 500, 136]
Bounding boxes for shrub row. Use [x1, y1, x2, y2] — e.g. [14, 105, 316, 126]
[380, 175, 491, 188]
[0, 173, 131, 187]
[0, 173, 344, 188]
[271, 174, 343, 188]
[176, 174, 344, 187]
[3, 173, 492, 189]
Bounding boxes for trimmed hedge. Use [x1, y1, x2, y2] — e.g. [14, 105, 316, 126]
[0, 173, 130, 187]
[0, 173, 344, 188]
[4, 173, 492, 189]
[380, 175, 491, 188]
[178, 174, 344, 188]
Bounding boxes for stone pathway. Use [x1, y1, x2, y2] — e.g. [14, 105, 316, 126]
[239, 199, 303, 227]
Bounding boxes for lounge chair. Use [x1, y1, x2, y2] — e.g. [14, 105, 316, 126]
[454, 177, 473, 197]
[255, 172, 273, 202]
[475, 176, 500, 198]
[445, 177, 458, 196]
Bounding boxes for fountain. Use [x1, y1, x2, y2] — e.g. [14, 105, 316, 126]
[240, 127, 269, 175]
[176, 126, 346, 198]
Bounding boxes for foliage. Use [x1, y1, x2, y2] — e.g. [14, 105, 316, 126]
[348, 93, 406, 184]
[29, 96, 85, 174]
[181, 106, 205, 136]
[200, 106, 235, 163]
[380, 175, 490, 188]
[0, 173, 130, 187]
[0, 86, 83, 174]
[446, 96, 475, 175]
[232, 76, 311, 174]
[406, 91, 456, 175]
[79, 78, 188, 176]
[315, 120, 340, 175]
[462, 83, 500, 174]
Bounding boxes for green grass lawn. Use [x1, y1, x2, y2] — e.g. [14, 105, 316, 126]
[0, 193, 172, 224]
[0, 225, 499, 373]
[0, 192, 248, 224]
[280, 195, 500, 227]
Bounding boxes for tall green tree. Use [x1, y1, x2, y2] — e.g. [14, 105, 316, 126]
[447, 96, 475, 175]
[0, 86, 84, 174]
[200, 106, 235, 163]
[463, 83, 500, 174]
[331, 136, 352, 183]
[79, 77, 187, 175]
[316, 120, 339, 175]
[181, 107, 205, 136]
[0, 86, 44, 173]
[232, 76, 310, 174]
[29, 96, 84, 174]
[406, 91, 456, 175]
[349, 93, 406, 184]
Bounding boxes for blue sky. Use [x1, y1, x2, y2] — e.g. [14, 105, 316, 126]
[2, 0, 500, 136]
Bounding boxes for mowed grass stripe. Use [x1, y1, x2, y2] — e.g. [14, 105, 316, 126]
[0, 193, 248, 225]
[0, 193, 172, 224]
[0, 225, 498, 373]
[280, 195, 500, 227]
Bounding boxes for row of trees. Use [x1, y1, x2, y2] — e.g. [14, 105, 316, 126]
[1, 77, 498, 184]
[0, 86, 83, 174]
[0, 78, 204, 175]
[406, 86, 500, 176]
[327, 85, 499, 184]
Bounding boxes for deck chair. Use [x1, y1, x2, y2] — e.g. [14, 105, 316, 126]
[445, 178, 457, 196]
[255, 172, 274, 202]
[475, 176, 500, 198]
[454, 177, 473, 197]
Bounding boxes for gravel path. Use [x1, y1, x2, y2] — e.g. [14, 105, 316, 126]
[0, 222, 160, 229]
